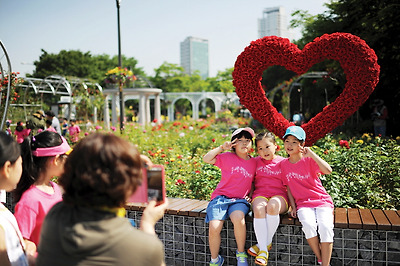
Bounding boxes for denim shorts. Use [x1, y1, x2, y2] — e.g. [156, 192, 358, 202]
[205, 195, 250, 223]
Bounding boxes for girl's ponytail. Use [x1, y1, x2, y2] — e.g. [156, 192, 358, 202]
[14, 136, 36, 202]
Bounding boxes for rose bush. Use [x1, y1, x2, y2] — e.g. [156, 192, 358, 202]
[233, 33, 380, 146]
[77, 118, 399, 210]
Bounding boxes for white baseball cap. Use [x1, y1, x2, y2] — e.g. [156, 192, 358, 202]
[231, 127, 255, 139]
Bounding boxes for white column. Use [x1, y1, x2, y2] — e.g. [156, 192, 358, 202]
[154, 93, 161, 124]
[139, 93, 146, 125]
[214, 99, 222, 118]
[145, 95, 151, 124]
[192, 100, 199, 120]
[111, 93, 117, 127]
[104, 95, 110, 129]
[168, 104, 174, 122]
[93, 107, 98, 124]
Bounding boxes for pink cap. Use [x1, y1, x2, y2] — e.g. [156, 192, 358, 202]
[231, 127, 255, 138]
[32, 136, 72, 157]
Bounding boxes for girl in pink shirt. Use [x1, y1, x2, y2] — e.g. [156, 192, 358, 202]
[280, 126, 333, 266]
[13, 131, 71, 257]
[45, 119, 57, 133]
[68, 119, 81, 143]
[203, 127, 257, 266]
[248, 132, 288, 266]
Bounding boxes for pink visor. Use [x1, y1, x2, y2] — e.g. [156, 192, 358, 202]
[32, 136, 72, 157]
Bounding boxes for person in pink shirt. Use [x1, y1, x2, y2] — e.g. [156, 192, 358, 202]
[68, 119, 81, 143]
[45, 119, 57, 133]
[248, 132, 288, 266]
[203, 127, 257, 266]
[14, 121, 31, 144]
[13, 131, 71, 257]
[280, 126, 333, 266]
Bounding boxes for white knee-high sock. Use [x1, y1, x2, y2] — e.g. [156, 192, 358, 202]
[253, 218, 268, 251]
[266, 214, 280, 246]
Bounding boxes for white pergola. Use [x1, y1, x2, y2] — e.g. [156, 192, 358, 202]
[102, 87, 162, 129]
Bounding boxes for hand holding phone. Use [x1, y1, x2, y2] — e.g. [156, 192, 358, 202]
[128, 165, 166, 204]
[140, 198, 169, 234]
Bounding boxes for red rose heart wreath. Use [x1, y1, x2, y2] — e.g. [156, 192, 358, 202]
[232, 33, 380, 146]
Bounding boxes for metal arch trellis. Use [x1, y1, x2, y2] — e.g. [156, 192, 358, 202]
[0, 42, 103, 124]
[0, 40, 12, 129]
[133, 75, 154, 88]
[44, 75, 72, 95]
[287, 71, 330, 117]
[265, 71, 331, 119]
[10, 76, 70, 121]
[68, 77, 103, 93]
[9, 75, 103, 122]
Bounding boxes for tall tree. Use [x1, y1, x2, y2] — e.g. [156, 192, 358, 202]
[150, 62, 186, 92]
[33, 49, 145, 83]
[291, 0, 400, 135]
[34, 50, 94, 78]
[207, 68, 236, 93]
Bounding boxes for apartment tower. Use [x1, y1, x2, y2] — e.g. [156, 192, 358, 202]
[258, 6, 291, 39]
[180, 36, 209, 79]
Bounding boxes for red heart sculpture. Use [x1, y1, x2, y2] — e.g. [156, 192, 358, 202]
[233, 33, 380, 146]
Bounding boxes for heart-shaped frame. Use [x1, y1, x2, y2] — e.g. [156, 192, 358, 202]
[233, 33, 380, 146]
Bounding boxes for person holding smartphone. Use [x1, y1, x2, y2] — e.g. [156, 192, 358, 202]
[36, 133, 168, 266]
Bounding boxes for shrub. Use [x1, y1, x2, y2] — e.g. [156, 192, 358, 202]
[88, 120, 400, 210]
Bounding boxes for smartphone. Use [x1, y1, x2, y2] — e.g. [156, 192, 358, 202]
[128, 165, 166, 204]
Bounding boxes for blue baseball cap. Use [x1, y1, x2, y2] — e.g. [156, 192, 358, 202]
[283, 126, 306, 141]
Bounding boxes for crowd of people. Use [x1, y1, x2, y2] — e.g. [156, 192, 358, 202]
[1, 108, 335, 266]
[3, 110, 82, 144]
[0, 131, 168, 266]
[1, 109, 168, 266]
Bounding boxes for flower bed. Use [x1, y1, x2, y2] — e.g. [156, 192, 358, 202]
[105, 119, 400, 210]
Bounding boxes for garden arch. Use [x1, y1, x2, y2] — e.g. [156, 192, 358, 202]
[0, 40, 12, 128]
[13, 76, 102, 121]
[266, 72, 330, 120]
[164, 92, 239, 121]
[102, 88, 162, 128]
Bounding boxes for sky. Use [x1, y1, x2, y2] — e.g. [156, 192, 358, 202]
[0, 0, 330, 78]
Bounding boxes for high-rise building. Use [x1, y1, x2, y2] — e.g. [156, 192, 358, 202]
[258, 6, 291, 39]
[180, 36, 209, 79]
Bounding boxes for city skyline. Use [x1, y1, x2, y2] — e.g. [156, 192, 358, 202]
[0, 0, 330, 78]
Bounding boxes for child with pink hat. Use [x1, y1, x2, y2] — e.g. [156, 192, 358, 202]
[203, 127, 256, 266]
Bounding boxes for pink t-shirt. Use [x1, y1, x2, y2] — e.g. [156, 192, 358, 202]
[280, 157, 333, 209]
[14, 129, 31, 144]
[210, 152, 256, 200]
[14, 181, 62, 246]
[68, 125, 81, 142]
[252, 156, 288, 202]
[46, 127, 57, 133]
